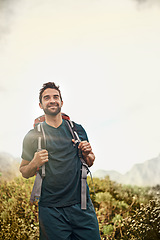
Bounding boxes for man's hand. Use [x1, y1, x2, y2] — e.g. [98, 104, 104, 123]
[32, 149, 49, 168]
[19, 149, 48, 179]
[78, 141, 92, 158]
[73, 140, 95, 167]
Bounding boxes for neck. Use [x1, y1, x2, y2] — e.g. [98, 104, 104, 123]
[45, 112, 63, 128]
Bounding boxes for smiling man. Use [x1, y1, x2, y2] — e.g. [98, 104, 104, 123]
[19, 82, 101, 240]
[40, 88, 62, 117]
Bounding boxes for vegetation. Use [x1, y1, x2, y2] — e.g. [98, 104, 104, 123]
[0, 177, 39, 240]
[0, 175, 160, 239]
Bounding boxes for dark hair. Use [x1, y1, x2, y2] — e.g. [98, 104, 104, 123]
[39, 82, 62, 103]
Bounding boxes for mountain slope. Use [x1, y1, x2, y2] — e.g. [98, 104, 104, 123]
[0, 152, 21, 180]
[93, 156, 160, 186]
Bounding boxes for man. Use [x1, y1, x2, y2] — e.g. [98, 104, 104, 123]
[20, 82, 101, 240]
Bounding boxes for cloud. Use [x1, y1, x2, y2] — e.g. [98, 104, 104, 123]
[0, 0, 160, 174]
[0, 0, 17, 40]
[134, 0, 160, 7]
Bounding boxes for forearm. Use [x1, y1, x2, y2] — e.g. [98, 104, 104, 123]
[83, 151, 95, 167]
[19, 159, 38, 179]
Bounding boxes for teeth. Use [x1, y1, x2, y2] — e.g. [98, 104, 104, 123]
[48, 106, 57, 108]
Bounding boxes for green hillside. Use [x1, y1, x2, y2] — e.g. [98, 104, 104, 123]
[0, 175, 160, 239]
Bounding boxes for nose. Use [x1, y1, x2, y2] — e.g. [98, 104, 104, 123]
[49, 97, 55, 103]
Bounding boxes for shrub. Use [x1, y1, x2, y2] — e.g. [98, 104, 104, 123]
[0, 177, 39, 240]
[0, 175, 157, 239]
[88, 176, 154, 239]
[120, 199, 160, 240]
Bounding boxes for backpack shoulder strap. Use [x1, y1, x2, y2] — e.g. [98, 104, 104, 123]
[65, 119, 89, 210]
[30, 123, 46, 204]
[35, 122, 46, 178]
[65, 120, 80, 145]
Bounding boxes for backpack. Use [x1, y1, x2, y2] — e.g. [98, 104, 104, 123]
[30, 113, 90, 210]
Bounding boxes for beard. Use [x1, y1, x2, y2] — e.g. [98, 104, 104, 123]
[43, 104, 61, 116]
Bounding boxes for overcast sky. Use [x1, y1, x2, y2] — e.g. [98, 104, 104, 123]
[0, 0, 160, 174]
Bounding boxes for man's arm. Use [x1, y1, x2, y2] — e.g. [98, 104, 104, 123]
[82, 151, 95, 167]
[19, 150, 48, 179]
[78, 141, 95, 167]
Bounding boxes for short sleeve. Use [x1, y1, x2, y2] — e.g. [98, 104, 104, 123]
[74, 123, 89, 142]
[21, 129, 37, 161]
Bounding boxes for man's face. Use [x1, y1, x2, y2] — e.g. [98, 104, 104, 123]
[39, 88, 63, 116]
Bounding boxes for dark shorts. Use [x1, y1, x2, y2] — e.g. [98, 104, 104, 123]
[39, 199, 101, 240]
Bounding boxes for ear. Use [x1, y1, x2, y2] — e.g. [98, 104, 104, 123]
[39, 102, 43, 109]
[61, 101, 64, 107]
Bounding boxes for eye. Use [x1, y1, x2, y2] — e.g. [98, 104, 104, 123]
[44, 96, 50, 100]
[54, 95, 60, 100]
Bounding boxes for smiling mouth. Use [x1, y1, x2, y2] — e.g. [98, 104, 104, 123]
[48, 104, 58, 108]
[48, 106, 57, 109]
